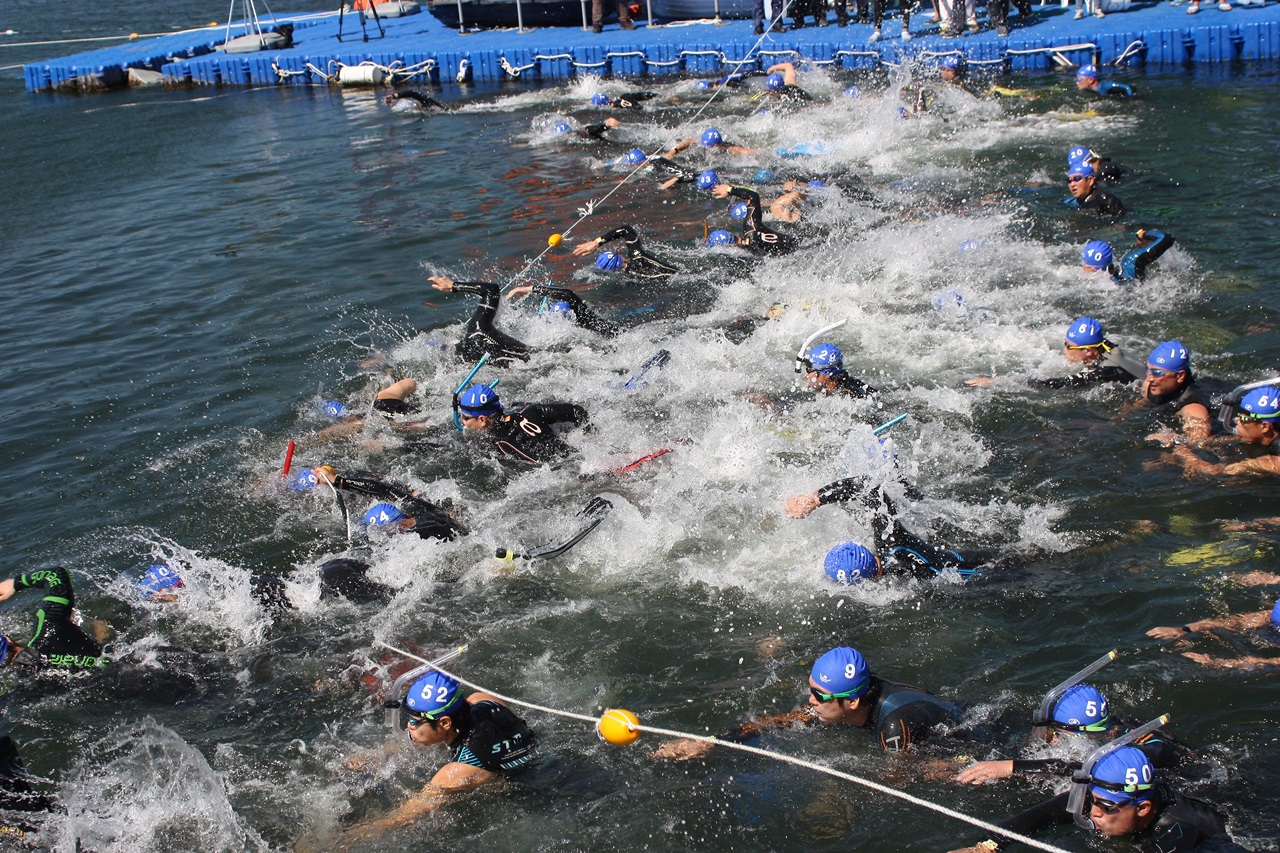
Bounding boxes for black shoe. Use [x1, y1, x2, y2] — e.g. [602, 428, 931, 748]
[774, 23, 787, 31]
[592, 22, 602, 32]
[837, 16, 848, 25]
[619, 18, 635, 29]
[996, 24, 1009, 35]
[791, 20, 804, 27]
[754, 22, 764, 33]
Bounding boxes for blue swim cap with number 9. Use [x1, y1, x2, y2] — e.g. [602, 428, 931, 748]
[596, 251, 624, 272]
[404, 671, 464, 718]
[811, 646, 871, 697]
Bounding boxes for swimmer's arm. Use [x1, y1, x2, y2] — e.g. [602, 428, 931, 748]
[652, 708, 815, 759]
[1222, 455, 1280, 476]
[951, 792, 1071, 853]
[1149, 611, 1268, 639]
[1182, 651, 1279, 671]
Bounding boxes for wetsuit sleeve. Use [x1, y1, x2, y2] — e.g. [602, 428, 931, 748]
[815, 477, 869, 506]
[598, 225, 640, 245]
[648, 157, 698, 183]
[726, 186, 765, 230]
[581, 123, 611, 140]
[535, 402, 591, 430]
[450, 281, 498, 298]
[331, 473, 414, 501]
[1095, 158, 1134, 181]
[1120, 230, 1173, 281]
[13, 567, 76, 616]
[1034, 365, 1133, 389]
[1134, 731, 1187, 770]
[716, 708, 818, 744]
[997, 792, 1074, 841]
[533, 286, 622, 337]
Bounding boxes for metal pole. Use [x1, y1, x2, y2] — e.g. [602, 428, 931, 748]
[516, 0, 528, 30]
[647, 0, 654, 28]
[456, 0, 466, 30]
[581, 0, 590, 29]
[714, 0, 722, 23]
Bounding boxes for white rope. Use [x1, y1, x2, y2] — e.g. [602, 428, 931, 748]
[376, 641, 1073, 853]
[1109, 38, 1145, 65]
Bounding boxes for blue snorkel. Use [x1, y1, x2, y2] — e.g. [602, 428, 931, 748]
[452, 353, 498, 431]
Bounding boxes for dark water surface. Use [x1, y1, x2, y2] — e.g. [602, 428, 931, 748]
[2, 4, 1279, 851]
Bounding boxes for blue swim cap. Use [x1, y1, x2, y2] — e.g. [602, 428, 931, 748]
[1067, 144, 1094, 165]
[1271, 597, 1280, 630]
[404, 670, 465, 719]
[1082, 240, 1113, 270]
[1069, 163, 1096, 179]
[545, 300, 573, 318]
[1239, 386, 1280, 420]
[933, 289, 964, 311]
[824, 543, 878, 584]
[1147, 341, 1189, 373]
[596, 250, 624, 272]
[957, 239, 982, 255]
[137, 564, 185, 598]
[0, 635, 9, 665]
[844, 85, 861, 99]
[695, 80, 712, 89]
[1090, 747, 1155, 803]
[940, 54, 963, 72]
[552, 122, 572, 134]
[811, 647, 872, 698]
[624, 148, 647, 166]
[1076, 64, 1099, 80]
[701, 127, 722, 147]
[591, 93, 611, 106]
[807, 342, 843, 373]
[1065, 317, 1106, 348]
[697, 170, 719, 191]
[766, 72, 784, 91]
[363, 502, 405, 527]
[729, 202, 749, 220]
[321, 400, 349, 419]
[285, 468, 320, 493]
[707, 229, 734, 247]
[458, 383, 502, 417]
[1051, 684, 1110, 731]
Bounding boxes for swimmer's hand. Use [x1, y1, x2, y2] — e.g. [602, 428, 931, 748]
[658, 176, 681, 190]
[506, 285, 535, 301]
[428, 275, 455, 292]
[604, 117, 622, 129]
[0, 580, 15, 602]
[1235, 569, 1280, 586]
[344, 750, 384, 773]
[571, 239, 600, 258]
[710, 183, 731, 199]
[652, 738, 714, 761]
[785, 493, 821, 519]
[964, 377, 993, 388]
[1147, 625, 1193, 641]
[948, 845, 997, 853]
[955, 760, 1014, 785]
[1144, 429, 1180, 448]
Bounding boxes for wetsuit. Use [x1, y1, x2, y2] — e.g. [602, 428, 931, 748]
[1089, 80, 1135, 99]
[7, 567, 108, 671]
[531, 285, 622, 338]
[1011, 719, 1189, 776]
[980, 787, 1245, 853]
[593, 225, 681, 280]
[0, 734, 57, 828]
[769, 84, 813, 110]
[1064, 187, 1126, 217]
[251, 558, 392, 615]
[1109, 230, 1175, 284]
[825, 370, 876, 399]
[600, 92, 657, 111]
[815, 480, 1000, 579]
[387, 91, 447, 111]
[1035, 345, 1143, 389]
[448, 281, 531, 367]
[727, 187, 800, 256]
[371, 396, 419, 416]
[1146, 377, 1214, 432]
[647, 156, 700, 186]
[1091, 156, 1134, 183]
[329, 471, 466, 541]
[448, 700, 537, 772]
[483, 402, 590, 465]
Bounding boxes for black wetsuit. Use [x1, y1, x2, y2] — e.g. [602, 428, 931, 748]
[532, 285, 622, 338]
[1064, 187, 1126, 217]
[329, 471, 466, 541]
[859, 676, 960, 752]
[825, 370, 876, 399]
[447, 700, 538, 771]
[449, 281, 530, 368]
[595, 225, 681, 280]
[1091, 156, 1134, 183]
[984, 787, 1246, 853]
[1035, 345, 1144, 389]
[769, 84, 813, 110]
[483, 402, 590, 465]
[251, 558, 393, 615]
[1146, 378, 1214, 432]
[1109, 230, 1175, 284]
[1011, 719, 1189, 776]
[0, 734, 58, 829]
[647, 156, 700, 186]
[727, 187, 800, 256]
[387, 91, 447, 110]
[815, 480, 1002, 579]
[602, 92, 657, 110]
[8, 567, 108, 671]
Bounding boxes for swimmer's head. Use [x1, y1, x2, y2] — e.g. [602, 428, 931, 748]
[590, 93, 612, 106]
[1068, 144, 1097, 167]
[1050, 684, 1111, 732]
[552, 122, 572, 134]
[1147, 340, 1190, 374]
[596, 251, 624, 272]
[1076, 64, 1100, 81]
[810, 646, 872, 698]
[321, 400, 350, 419]
[706, 229, 735, 247]
[544, 300, 573, 318]
[623, 148, 647, 166]
[404, 670, 465, 720]
[806, 343, 844, 375]
[1239, 386, 1280, 422]
[1068, 164, 1096, 180]
[729, 202, 749, 220]
[363, 503, 404, 527]
[1089, 746, 1155, 807]
[957, 239, 982, 255]
[754, 169, 776, 183]
[824, 543, 879, 584]
[844, 85, 861, 99]
[766, 72, 785, 91]
[137, 564, 185, 601]
[458, 383, 503, 418]
[1082, 240, 1113, 271]
[285, 468, 320, 493]
[700, 127, 723, 147]
[1065, 317, 1106, 348]
[697, 170, 719, 191]
[0, 635, 11, 667]
[939, 55, 965, 79]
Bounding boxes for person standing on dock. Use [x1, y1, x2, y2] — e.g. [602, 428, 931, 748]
[591, 0, 634, 33]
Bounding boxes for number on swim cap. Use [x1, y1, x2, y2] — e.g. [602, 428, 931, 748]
[845, 663, 857, 679]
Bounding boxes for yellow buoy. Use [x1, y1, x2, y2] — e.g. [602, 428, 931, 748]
[129, 32, 139, 39]
[547, 233, 563, 247]
[597, 708, 640, 745]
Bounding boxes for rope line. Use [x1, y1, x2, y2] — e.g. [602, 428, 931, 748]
[376, 641, 1073, 853]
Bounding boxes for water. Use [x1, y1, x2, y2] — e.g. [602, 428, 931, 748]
[2, 4, 1280, 850]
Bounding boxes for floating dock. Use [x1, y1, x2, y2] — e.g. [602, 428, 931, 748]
[21, 2, 1280, 93]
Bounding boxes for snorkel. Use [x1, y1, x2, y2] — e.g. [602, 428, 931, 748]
[1217, 377, 1280, 434]
[1065, 715, 1169, 829]
[451, 353, 494, 431]
[1030, 650, 1117, 739]
[383, 645, 469, 731]
[795, 318, 848, 376]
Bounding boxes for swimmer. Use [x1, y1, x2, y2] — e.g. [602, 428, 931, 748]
[570, 224, 681, 280]
[588, 91, 656, 111]
[290, 466, 467, 541]
[383, 90, 447, 112]
[800, 343, 876, 398]
[1075, 64, 1135, 99]
[551, 116, 622, 141]
[145, 559, 394, 615]
[1148, 594, 1280, 670]
[312, 378, 430, 443]
[1068, 144, 1133, 183]
[1064, 163, 1126, 217]
[709, 184, 800, 255]
[1140, 341, 1215, 446]
[1168, 385, 1280, 477]
[339, 671, 536, 843]
[504, 284, 622, 337]
[0, 567, 109, 672]
[455, 383, 589, 465]
[665, 128, 756, 158]
[428, 277, 530, 367]
[966, 317, 1144, 389]
[1081, 231, 1175, 285]
[654, 646, 958, 760]
[761, 63, 813, 107]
